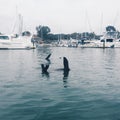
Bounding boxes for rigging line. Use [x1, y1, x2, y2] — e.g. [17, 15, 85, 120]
[18, 14, 23, 35]
[85, 11, 93, 32]
[113, 12, 119, 27]
[11, 6, 17, 33]
[100, 12, 103, 35]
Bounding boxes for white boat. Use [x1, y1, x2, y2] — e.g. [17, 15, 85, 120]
[0, 34, 35, 50]
[0, 12, 35, 50]
[68, 38, 78, 48]
[79, 31, 120, 48]
[56, 39, 69, 47]
[98, 31, 120, 48]
[78, 39, 115, 48]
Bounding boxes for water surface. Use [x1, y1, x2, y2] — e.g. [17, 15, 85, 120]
[0, 47, 120, 120]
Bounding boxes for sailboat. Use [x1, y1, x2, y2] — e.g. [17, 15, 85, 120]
[0, 14, 35, 50]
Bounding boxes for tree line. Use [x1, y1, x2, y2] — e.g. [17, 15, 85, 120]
[36, 25, 100, 42]
[35, 25, 120, 43]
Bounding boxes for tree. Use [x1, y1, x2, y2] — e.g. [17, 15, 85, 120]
[71, 32, 80, 39]
[89, 32, 96, 40]
[106, 26, 116, 32]
[36, 25, 51, 40]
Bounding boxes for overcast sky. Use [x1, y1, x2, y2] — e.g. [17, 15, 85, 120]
[0, 0, 120, 34]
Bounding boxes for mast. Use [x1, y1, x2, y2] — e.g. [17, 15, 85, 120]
[100, 12, 103, 35]
[85, 11, 92, 32]
[18, 14, 23, 35]
[11, 6, 23, 35]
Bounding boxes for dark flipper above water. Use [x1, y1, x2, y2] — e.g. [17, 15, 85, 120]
[41, 54, 51, 74]
[41, 64, 49, 74]
[45, 54, 51, 61]
[63, 57, 70, 71]
[56, 57, 70, 71]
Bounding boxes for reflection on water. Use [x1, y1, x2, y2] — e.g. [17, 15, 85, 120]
[1, 47, 120, 120]
[63, 70, 69, 88]
[42, 71, 50, 78]
[63, 70, 69, 79]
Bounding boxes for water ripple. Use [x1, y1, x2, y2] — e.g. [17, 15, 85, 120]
[0, 48, 120, 119]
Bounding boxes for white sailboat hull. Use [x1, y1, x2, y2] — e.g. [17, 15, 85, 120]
[0, 36, 35, 50]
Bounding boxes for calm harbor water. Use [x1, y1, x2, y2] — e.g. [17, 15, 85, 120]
[0, 47, 120, 120]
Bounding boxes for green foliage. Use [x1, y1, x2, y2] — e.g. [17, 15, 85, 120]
[35, 25, 101, 42]
[36, 25, 51, 40]
[106, 26, 116, 32]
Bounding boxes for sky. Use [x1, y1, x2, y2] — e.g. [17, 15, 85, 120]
[0, 0, 120, 34]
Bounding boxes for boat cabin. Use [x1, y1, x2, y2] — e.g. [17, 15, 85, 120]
[0, 35, 9, 40]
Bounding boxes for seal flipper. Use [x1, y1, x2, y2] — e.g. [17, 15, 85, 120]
[63, 57, 70, 71]
[45, 54, 51, 61]
[41, 64, 49, 73]
[45, 64, 49, 70]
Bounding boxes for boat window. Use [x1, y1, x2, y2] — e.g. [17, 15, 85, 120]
[106, 39, 113, 42]
[0, 36, 9, 40]
[101, 40, 105, 42]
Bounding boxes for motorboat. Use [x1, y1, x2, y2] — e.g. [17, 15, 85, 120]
[79, 31, 120, 48]
[0, 34, 35, 50]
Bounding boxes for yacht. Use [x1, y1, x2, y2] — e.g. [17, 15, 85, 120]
[79, 31, 120, 48]
[0, 34, 35, 50]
